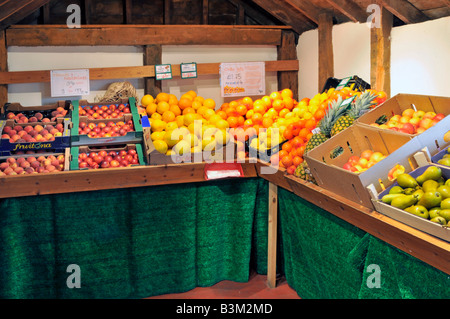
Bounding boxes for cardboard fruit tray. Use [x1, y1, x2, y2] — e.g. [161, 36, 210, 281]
[70, 97, 143, 147]
[69, 143, 146, 170]
[0, 118, 71, 156]
[1, 100, 72, 123]
[0, 147, 71, 174]
[304, 124, 413, 209]
[356, 93, 450, 137]
[368, 163, 450, 242]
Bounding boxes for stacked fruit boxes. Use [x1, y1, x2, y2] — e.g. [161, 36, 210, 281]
[69, 97, 146, 170]
[0, 101, 72, 156]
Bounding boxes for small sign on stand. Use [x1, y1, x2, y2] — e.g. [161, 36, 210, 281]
[50, 69, 90, 97]
[181, 62, 198, 79]
[220, 62, 265, 98]
[155, 64, 173, 80]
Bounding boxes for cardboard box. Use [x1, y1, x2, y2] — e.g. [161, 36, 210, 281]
[356, 93, 450, 137]
[304, 124, 414, 209]
[1, 100, 72, 122]
[142, 115, 236, 165]
[69, 143, 146, 170]
[70, 97, 143, 147]
[0, 117, 71, 156]
[0, 147, 71, 173]
[367, 164, 450, 242]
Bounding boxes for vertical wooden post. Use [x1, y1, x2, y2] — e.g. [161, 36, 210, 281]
[318, 12, 334, 93]
[0, 30, 7, 109]
[202, 0, 209, 24]
[277, 30, 299, 100]
[370, 5, 392, 97]
[144, 45, 162, 98]
[267, 182, 278, 288]
[124, 0, 133, 24]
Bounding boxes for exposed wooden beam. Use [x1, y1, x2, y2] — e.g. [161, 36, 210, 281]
[6, 25, 285, 46]
[250, 0, 315, 34]
[8, 24, 285, 45]
[286, 0, 322, 25]
[144, 45, 162, 98]
[228, 0, 280, 26]
[124, 0, 132, 24]
[202, 0, 209, 24]
[0, 29, 7, 108]
[277, 30, 299, 100]
[0, 60, 299, 84]
[370, 5, 392, 97]
[0, 0, 52, 30]
[325, 0, 368, 23]
[318, 13, 334, 93]
[380, 0, 428, 24]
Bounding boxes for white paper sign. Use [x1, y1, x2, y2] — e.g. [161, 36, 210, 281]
[220, 62, 265, 97]
[51, 69, 90, 97]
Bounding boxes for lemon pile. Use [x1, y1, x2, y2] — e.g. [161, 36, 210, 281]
[141, 91, 230, 156]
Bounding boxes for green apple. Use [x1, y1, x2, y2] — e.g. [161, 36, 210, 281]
[429, 207, 442, 219]
[441, 198, 450, 210]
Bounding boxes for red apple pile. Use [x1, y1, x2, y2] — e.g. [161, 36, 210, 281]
[78, 148, 139, 169]
[342, 149, 386, 173]
[0, 153, 65, 176]
[78, 104, 131, 120]
[6, 107, 68, 124]
[370, 108, 445, 134]
[1, 123, 65, 143]
[78, 120, 134, 138]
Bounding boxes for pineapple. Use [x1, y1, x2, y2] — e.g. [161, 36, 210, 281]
[330, 91, 378, 136]
[294, 161, 316, 184]
[304, 96, 347, 154]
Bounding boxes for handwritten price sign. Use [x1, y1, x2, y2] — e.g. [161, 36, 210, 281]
[220, 62, 265, 98]
[51, 69, 90, 97]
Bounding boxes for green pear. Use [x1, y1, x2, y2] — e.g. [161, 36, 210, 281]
[391, 194, 418, 210]
[437, 185, 450, 199]
[422, 180, 440, 192]
[429, 207, 442, 219]
[404, 205, 429, 219]
[381, 193, 406, 204]
[440, 198, 450, 210]
[438, 209, 450, 222]
[389, 186, 404, 194]
[397, 173, 418, 188]
[437, 177, 445, 186]
[412, 189, 424, 201]
[446, 179, 450, 187]
[417, 191, 442, 209]
[430, 216, 447, 225]
[437, 157, 450, 166]
[416, 166, 442, 185]
[403, 187, 416, 195]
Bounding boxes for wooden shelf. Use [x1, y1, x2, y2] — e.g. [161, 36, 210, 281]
[0, 60, 299, 85]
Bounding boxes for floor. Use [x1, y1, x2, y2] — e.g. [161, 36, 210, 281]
[146, 272, 300, 299]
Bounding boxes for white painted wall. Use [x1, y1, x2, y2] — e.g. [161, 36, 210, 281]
[391, 17, 450, 96]
[7, 45, 278, 108]
[296, 16, 450, 100]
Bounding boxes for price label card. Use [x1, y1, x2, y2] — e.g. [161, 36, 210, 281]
[181, 62, 198, 79]
[220, 62, 265, 97]
[50, 69, 90, 97]
[335, 76, 352, 91]
[340, 95, 356, 111]
[155, 64, 173, 80]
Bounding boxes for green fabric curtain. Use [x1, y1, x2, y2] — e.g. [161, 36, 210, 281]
[278, 188, 450, 299]
[1, 176, 448, 299]
[0, 177, 269, 299]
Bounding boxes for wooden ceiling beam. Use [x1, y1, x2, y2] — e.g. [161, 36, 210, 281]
[5, 25, 287, 46]
[227, 0, 281, 26]
[380, 0, 428, 24]
[325, 0, 368, 23]
[0, 0, 51, 30]
[250, 0, 315, 35]
[286, 0, 323, 25]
